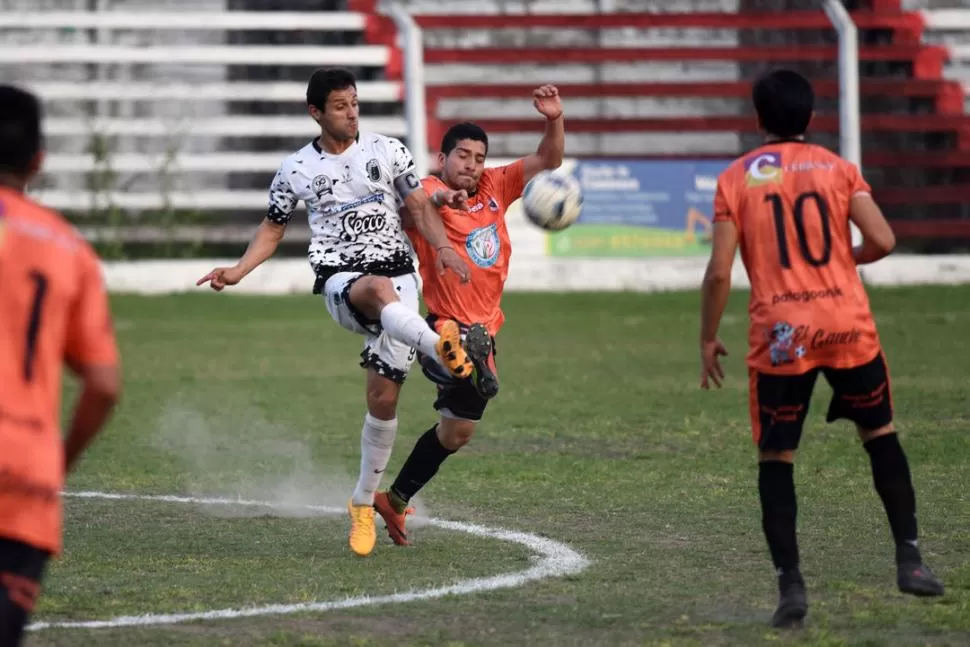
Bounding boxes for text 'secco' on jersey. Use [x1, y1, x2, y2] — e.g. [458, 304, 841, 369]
[266, 132, 423, 286]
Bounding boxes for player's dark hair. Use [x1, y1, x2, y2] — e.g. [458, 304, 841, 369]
[752, 69, 815, 139]
[0, 84, 43, 176]
[440, 122, 488, 155]
[306, 67, 357, 110]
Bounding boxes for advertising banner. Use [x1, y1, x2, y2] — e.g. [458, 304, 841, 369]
[549, 159, 731, 257]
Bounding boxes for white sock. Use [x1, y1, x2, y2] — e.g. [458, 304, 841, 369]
[380, 301, 440, 358]
[351, 413, 398, 506]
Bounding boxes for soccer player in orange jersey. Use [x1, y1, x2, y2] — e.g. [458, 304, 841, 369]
[700, 70, 943, 628]
[0, 85, 121, 644]
[372, 86, 565, 543]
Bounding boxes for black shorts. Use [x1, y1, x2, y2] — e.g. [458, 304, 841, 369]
[418, 315, 497, 422]
[0, 537, 50, 646]
[749, 352, 894, 452]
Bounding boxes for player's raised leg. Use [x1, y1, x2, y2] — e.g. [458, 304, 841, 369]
[408, 318, 498, 401]
[348, 275, 472, 379]
[464, 323, 499, 400]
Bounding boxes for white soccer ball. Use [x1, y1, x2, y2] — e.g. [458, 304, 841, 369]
[521, 170, 583, 232]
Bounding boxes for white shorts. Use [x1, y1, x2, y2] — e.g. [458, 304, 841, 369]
[321, 271, 421, 384]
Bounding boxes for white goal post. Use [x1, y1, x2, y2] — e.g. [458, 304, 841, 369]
[823, 0, 863, 247]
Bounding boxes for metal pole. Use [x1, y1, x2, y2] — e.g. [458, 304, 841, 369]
[824, 0, 863, 247]
[381, 1, 429, 178]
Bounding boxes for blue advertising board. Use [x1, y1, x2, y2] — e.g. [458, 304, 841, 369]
[549, 159, 731, 257]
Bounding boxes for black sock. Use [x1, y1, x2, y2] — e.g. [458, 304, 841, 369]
[389, 425, 456, 510]
[864, 433, 921, 564]
[759, 461, 800, 574]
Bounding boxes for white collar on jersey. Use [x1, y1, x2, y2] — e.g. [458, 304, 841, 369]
[312, 132, 361, 156]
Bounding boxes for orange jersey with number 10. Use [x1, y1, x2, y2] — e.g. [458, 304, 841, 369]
[714, 141, 881, 375]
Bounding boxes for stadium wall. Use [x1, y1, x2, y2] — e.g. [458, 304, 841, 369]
[101, 253, 970, 295]
[101, 159, 970, 295]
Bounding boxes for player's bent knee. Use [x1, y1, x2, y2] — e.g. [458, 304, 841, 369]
[367, 392, 399, 420]
[759, 449, 796, 464]
[857, 422, 895, 444]
[437, 418, 477, 452]
[349, 275, 398, 318]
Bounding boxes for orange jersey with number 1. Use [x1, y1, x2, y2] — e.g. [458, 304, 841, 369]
[714, 141, 881, 375]
[0, 186, 118, 555]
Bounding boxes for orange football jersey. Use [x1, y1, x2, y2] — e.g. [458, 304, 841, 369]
[714, 142, 881, 374]
[407, 161, 525, 336]
[0, 187, 118, 554]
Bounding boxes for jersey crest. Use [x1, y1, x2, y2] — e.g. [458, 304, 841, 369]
[465, 224, 501, 268]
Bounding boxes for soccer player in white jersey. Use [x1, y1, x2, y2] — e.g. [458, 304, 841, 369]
[197, 68, 495, 557]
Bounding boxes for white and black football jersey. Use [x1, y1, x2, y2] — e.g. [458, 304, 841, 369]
[266, 131, 423, 285]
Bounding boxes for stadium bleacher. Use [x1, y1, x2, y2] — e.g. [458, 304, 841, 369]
[4, 0, 405, 243]
[374, 0, 970, 247]
[3, 0, 970, 249]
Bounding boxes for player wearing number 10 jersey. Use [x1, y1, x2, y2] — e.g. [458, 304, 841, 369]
[699, 70, 943, 629]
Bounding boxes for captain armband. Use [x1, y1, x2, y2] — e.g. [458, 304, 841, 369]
[393, 171, 421, 200]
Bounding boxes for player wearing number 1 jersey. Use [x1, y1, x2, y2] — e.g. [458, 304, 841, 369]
[0, 85, 121, 645]
[699, 70, 943, 629]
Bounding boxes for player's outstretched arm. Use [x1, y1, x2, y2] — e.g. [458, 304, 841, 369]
[699, 220, 737, 389]
[405, 189, 471, 283]
[849, 194, 896, 265]
[522, 84, 565, 184]
[399, 188, 467, 230]
[197, 218, 286, 291]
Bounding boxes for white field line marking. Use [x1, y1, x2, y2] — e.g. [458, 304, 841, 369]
[28, 491, 590, 632]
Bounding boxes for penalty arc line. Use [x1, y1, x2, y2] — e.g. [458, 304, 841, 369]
[28, 490, 591, 632]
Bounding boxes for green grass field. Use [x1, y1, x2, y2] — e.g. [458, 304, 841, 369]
[27, 286, 970, 646]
